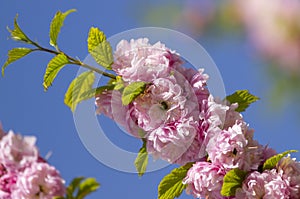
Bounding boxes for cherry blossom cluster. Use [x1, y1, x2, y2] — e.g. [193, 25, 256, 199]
[95, 38, 300, 198]
[0, 126, 65, 199]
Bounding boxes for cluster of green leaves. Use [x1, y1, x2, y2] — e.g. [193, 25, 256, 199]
[2, 8, 151, 180]
[2, 16, 35, 76]
[4, 9, 115, 112]
[2, 9, 149, 113]
[54, 177, 100, 199]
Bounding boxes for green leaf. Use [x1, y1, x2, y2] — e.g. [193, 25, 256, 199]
[226, 90, 259, 112]
[158, 162, 193, 199]
[221, 168, 248, 197]
[87, 27, 113, 69]
[8, 15, 33, 43]
[76, 178, 100, 199]
[2, 48, 33, 76]
[43, 53, 69, 90]
[63, 177, 100, 199]
[263, 150, 298, 171]
[113, 76, 124, 90]
[79, 84, 115, 101]
[122, 81, 147, 105]
[52, 197, 65, 199]
[87, 27, 106, 50]
[49, 9, 76, 48]
[134, 139, 148, 177]
[64, 71, 95, 112]
[66, 177, 85, 198]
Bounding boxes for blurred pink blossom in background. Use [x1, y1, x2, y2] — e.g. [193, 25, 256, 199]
[236, 0, 300, 73]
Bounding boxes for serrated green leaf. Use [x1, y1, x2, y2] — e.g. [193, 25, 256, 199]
[2, 48, 33, 76]
[66, 177, 85, 198]
[49, 9, 76, 48]
[122, 81, 146, 105]
[79, 84, 115, 101]
[135, 139, 148, 177]
[87, 27, 106, 51]
[221, 168, 248, 197]
[43, 53, 69, 90]
[158, 162, 193, 199]
[64, 71, 95, 112]
[87, 27, 113, 69]
[226, 90, 259, 112]
[263, 150, 298, 171]
[89, 41, 113, 70]
[76, 178, 100, 199]
[8, 15, 33, 43]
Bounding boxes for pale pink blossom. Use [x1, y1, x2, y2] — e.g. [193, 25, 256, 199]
[146, 117, 199, 164]
[198, 96, 229, 151]
[223, 102, 243, 130]
[0, 131, 38, 171]
[95, 90, 128, 127]
[173, 66, 209, 105]
[277, 156, 300, 198]
[112, 38, 182, 83]
[183, 161, 228, 199]
[131, 76, 199, 132]
[95, 89, 144, 137]
[236, 169, 290, 199]
[12, 162, 65, 199]
[206, 122, 263, 171]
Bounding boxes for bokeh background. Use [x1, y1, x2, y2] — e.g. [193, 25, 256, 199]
[1, 1, 300, 198]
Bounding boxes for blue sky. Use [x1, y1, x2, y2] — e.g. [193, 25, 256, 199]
[1, 1, 300, 199]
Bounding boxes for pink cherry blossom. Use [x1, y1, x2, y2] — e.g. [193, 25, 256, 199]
[223, 102, 243, 130]
[198, 96, 229, 151]
[95, 89, 145, 138]
[131, 76, 198, 132]
[95, 90, 129, 128]
[277, 156, 300, 198]
[112, 38, 182, 83]
[236, 169, 290, 199]
[183, 161, 229, 199]
[0, 131, 38, 171]
[11, 162, 65, 199]
[146, 117, 199, 164]
[173, 66, 209, 105]
[206, 122, 263, 171]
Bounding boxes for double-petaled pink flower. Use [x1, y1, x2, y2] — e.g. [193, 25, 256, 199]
[11, 162, 65, 199]
[112, 38, 182, 83]
[183, 161, 229, 199]
[0, 129, 65, 199]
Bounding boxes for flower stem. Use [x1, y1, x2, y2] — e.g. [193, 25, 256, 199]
[32, 42, 116, 79]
